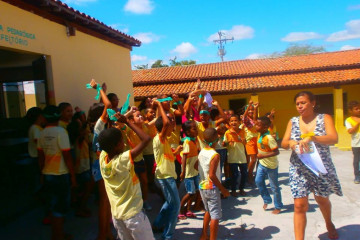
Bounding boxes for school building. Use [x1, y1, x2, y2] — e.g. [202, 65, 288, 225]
[133, 49, 360, 150]
[0, 0, 140, 120]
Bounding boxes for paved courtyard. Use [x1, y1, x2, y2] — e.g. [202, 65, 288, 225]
[1, 148, 359, 240]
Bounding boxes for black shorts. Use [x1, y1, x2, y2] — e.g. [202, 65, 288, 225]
[134, 159, 146, 174]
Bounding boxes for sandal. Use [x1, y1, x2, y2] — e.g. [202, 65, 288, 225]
[186, 211, 197, 218]
[178, 214, 187, 220]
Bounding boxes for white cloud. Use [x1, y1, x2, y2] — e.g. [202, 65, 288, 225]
[108, 24, 129, 33]
[133, 32, 160, 44]
[131, 55, 148, 62]
[348, 4, 360, 10]
[246, 53, 263, 59]
[171, 42, 198, 58]
[327, 19, 360, 42]
[124, 0, 154, 14]
[207, 25, 254, 42]
[340, 45, 359, 51]
[63, 0, 96, 5]
[281, 32, 323, 42]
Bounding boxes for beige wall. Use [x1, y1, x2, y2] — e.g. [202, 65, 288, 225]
[0, 1, 134, 111]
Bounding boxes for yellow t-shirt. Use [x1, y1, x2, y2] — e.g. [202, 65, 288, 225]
[38, 126, 71, 175]
[143, 123, 157, 155]
[258, 134, 278, 169]
[99, 150, 142, 220]
[126, 125, 147, 162]
[28, 124, 43, 158]
[182, 139, 200, 178]
[196, 120, 215, 149]
[224, 129, 247, 164]
[58, 120, 69, 130]
[153, 134, 177, 179]
[345, 117, 360, 147]
[244, 125, 258, 142]
[167, 125, 181, 149]
[75, 139, 90, 174]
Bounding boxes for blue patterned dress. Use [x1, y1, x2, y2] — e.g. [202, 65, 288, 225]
[289, 114, 343, 198]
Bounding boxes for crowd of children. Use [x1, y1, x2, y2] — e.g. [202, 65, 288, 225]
[25, 78, 359, 240]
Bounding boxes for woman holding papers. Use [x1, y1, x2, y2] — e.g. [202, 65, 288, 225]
[282, 91, 342, 240]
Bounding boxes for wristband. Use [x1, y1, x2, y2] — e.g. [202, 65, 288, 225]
[199, 94, 203, 98]
[86, 84, 102, 100]
[300, 132, 315, 139]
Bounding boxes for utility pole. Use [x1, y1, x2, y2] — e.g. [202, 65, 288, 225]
[213, 31, 234, 62]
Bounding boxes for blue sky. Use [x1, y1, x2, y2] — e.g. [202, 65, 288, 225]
[64, 0, 360, 67]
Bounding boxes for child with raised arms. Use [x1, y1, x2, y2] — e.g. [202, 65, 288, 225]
[178, 120, 200, 220]
[223, 114, 247, 197]
[152, 100, 182, 240]
[198, 128, 230, 240]
[98, 113, 153, 240]
[255, 116, 283, 214]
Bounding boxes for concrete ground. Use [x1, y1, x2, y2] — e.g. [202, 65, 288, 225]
[1, 148, 359, 240]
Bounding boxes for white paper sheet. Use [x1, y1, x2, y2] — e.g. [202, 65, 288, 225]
[204, 92, 213, 107]
[296, 142, 328, 176]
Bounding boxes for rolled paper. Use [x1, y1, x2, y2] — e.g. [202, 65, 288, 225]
[121, 93, 131, 114]
[86, 83, 102, 100]
[199, 110, 210, 115]
[107, 109, 118, 121]
[157, 97, 173, 102]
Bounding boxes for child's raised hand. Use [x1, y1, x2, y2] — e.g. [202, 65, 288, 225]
[90, 79, 98, 89]
[114, 113, 128, 123]
[253, 102, 259, 108]
[101, 82, 107, 93]
[248, 99, 253, 105]
[212, 100, 219, 107]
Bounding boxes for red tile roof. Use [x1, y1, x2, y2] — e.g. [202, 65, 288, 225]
[5, 0, 141, 48]
[133, 49, 360, 100]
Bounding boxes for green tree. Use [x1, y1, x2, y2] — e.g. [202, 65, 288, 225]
[265, 44, 326, 58]
[169, 57, 196, 66]
[151, 60, 168, 68]
[134, 64, 149, 69]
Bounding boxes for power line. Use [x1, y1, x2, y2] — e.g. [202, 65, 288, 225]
[213, 31, 234, 62]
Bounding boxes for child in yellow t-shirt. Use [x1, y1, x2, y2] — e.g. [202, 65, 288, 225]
[127, 109, 155, 211]
[255, 116, 283, 214]
[345, 100, 360, 184]
[178, 120, 200, 220]
[98, 113, 153, 240]
[152, 100, 182, 240]
[224, 114, 248, 197]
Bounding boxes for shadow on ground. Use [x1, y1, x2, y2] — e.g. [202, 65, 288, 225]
[318, 224, 360, 240]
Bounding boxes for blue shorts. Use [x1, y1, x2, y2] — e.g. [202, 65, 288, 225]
[184, 175, 200, 194]
[43, 174, 70, 217]
[92, 159, 102, 182]
[76, 170, 92, 184]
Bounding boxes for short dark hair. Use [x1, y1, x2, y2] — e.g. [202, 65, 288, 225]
[107, 93, 117, 102]
[229, 114, 240, 120]
[258, 116, 271, 127]
[58, 102, 71, 113]
[203, 128, 218, 143]
[155, 116, 164, 133]
[210, 108, 220, 120]
[43, 105, 60, 123]
[348, 100, 360, 110]
[25, 107, 43, 124]
[98, 128, 123, 154]
[67, 120, 81, 145]
[294, 91, 315, 103]
[87, 103, 104, 123]
[182, 120, 195, 136]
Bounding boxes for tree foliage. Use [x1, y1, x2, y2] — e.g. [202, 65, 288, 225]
[151, 60, 169, 68]
[265, 44, 326, 58]
[169, 57, 196, 66]
[134, 64, 149, 70]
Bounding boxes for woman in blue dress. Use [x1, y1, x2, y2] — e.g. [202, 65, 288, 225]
[282, 91, 342, 240]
